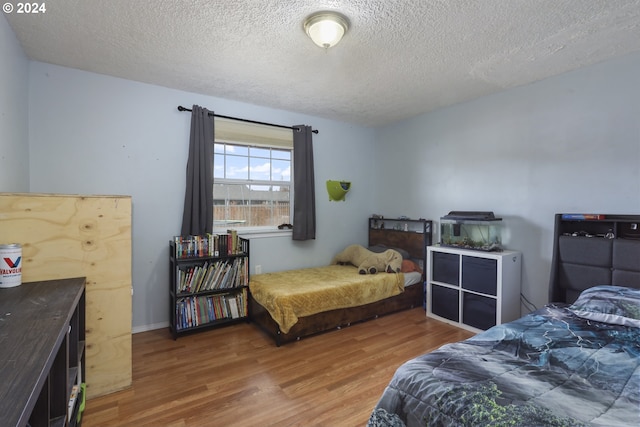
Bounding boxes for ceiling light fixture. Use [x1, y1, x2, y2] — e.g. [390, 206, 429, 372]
[303, 11, 350, 49]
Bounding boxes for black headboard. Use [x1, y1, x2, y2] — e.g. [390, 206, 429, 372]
[549, 214, 640, 304]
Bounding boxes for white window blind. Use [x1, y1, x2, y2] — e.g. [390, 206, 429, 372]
[215, 118, 293, 148]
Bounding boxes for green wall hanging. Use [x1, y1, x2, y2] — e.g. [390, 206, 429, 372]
[326, 180, 351, 201]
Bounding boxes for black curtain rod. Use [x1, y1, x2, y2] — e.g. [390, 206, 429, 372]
[177, 105, 318, 134]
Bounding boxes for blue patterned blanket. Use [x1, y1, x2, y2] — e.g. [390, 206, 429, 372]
[368, 286, 640, 427]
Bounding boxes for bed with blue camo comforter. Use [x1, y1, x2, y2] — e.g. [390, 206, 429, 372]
[368, 285, 640, 427]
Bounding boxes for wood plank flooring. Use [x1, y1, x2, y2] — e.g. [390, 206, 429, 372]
[83, 308, 473, 427]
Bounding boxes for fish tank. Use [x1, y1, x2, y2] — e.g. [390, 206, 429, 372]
[440, 211, 503, 251]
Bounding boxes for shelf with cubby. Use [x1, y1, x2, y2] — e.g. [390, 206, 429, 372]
[0, 277, 86, 427]
[426, 246, 521, 333]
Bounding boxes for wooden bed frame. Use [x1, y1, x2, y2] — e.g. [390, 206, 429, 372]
[249, 223, 431, 346]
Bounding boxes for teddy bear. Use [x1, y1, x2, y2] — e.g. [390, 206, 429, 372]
[331, 244, 403, 274]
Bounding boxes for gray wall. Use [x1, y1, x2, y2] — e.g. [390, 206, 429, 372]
[26, 61, 376, 331]
[374, 52, 640, 313]
[0, 15, 29, 191]
[4, 12, 639, 330]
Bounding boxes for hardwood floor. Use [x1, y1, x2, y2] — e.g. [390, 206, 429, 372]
[83, 308, 473, 427]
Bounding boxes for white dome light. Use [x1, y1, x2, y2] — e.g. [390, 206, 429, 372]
[303, 11, 350, 49]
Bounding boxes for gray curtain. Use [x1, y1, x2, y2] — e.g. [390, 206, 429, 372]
[292, 125, 316, 240]
[181, 105, 214, 236]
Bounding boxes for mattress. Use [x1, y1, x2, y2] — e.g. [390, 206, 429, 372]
[250, 264, 406, 333]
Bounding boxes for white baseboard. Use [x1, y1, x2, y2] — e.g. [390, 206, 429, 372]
[132, 321, 169, 334]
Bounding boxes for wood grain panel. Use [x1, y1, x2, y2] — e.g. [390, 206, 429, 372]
[0, 193, 132, 398]
[369, 228, 425, 259]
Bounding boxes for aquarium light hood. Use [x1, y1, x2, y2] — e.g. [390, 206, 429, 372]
[441, 211, 502, 221]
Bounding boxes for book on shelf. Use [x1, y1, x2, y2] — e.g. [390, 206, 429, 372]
[227, 229, 237, 255]
[236, 288, 247, 317]
[218, 264, 233, 289]
[68, 384, 80, 421]
[227, 296, 240, 319]
[198, 298, 209, 324]
[185, 265, 199, 293]
[177, 264, 202, 293]
[561, 214, 606, 220]
[198, 262, 215, 292]
[175, 289, 249, 330]
[206, 262, 224, 291]
[173, 231, 245, 259]
[186, 298, 192, 327]
[177, 257, 249, 294]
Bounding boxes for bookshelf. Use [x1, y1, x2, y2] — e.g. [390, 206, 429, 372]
[0, 277, 86, 427]
[169, 233, 250, 339]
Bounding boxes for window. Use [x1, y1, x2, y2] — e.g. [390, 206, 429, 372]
[213, 119, 293, 232]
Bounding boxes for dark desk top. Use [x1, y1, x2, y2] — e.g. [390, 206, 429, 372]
[0, 277, 85, 427]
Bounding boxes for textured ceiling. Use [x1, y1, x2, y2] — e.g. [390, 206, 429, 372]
[6, 0, 640, 127]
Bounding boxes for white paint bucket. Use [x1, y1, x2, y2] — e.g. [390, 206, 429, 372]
[0, 243, 22, 288]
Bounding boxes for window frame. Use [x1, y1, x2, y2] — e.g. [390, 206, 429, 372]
[213, 119, 294, 236]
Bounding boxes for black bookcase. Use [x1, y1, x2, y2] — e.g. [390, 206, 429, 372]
[169, 234, 250, 339]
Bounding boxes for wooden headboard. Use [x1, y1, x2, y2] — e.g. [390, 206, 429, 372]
[549, 214, 640, 304]
[368, 218, 433, 272]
